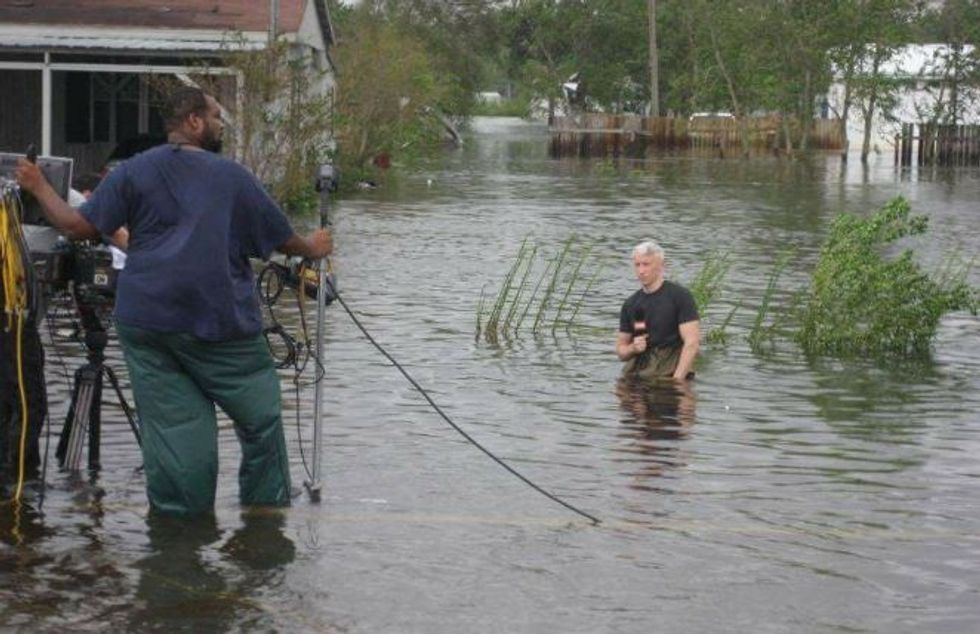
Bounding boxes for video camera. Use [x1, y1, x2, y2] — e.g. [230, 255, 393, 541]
[0, 151, 117, 309]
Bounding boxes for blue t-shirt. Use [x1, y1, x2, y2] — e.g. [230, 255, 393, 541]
[80, 145, 294, 341]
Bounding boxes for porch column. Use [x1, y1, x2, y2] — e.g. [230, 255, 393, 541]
[42, 52, 52, 155]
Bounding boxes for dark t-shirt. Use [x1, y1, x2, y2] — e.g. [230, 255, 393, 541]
[618, 280, 699, 349]
[80, 145, 294, 341]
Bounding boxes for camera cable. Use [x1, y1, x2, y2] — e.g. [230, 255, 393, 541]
[0, 185, 35, 504]
[323, 277, 601, 525]
[256, 259, 599, 524]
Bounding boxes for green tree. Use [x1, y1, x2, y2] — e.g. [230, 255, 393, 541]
[826, 0, 917, 163]
[330, 5, 454, 184]
[914, 0, 980, 125]
[797, 197, 977, 357]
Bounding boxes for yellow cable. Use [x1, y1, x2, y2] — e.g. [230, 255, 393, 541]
[13, 311, 29, 501]
[0, 189, 31, 504]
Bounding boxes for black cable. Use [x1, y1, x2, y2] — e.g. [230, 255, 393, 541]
[325, 279, 601, 525]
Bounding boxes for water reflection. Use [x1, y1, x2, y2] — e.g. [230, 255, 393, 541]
[614, 377, 696, 484]
[129, 511, 295, 632]
[0, 500, 48, 549]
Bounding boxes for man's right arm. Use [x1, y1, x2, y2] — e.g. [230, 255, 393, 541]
[277, 228, 333, 259]
[616, 331, 647, 361]
[15, 159, 100, 240]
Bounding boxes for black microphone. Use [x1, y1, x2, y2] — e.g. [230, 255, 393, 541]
[632, 308, 646, 339]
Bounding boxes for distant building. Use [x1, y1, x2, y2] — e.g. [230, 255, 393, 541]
[827, 44, 980, 156]
[0, 0, 335, 174]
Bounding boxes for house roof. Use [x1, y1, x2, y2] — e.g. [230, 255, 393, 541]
[0, 1, 305, 33]
[0, 0, 333, 54]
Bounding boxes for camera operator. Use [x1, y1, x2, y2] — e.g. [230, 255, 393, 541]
[16, 86, 332, 516]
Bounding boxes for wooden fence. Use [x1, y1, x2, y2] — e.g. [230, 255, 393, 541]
[549, 114, 843, 158]
[895, 123, 980, 167]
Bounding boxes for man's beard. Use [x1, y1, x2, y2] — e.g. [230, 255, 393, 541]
[201, 129, 223, 154]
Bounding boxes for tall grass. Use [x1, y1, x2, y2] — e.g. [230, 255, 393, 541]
[748, 251, 794, 352]
[688, 251, 735, 345]
[479, 236, 600, 342]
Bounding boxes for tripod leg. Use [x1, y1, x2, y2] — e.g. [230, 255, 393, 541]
[62, 367, 97, 471]
[103, 366, 141, 447]
[87, 367, 104, 472]
[57, 365, 84, 465]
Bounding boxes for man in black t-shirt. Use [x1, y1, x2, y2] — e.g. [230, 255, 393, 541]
[616, 241, 700, 380]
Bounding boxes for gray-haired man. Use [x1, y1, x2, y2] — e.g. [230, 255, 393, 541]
[615, 241, 700, 380]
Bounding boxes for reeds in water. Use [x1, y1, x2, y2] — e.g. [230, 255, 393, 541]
[688, 252, 736, 345]
[477, 236, 602, 343]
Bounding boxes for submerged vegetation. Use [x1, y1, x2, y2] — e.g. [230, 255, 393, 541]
[688, 252, 737, 345]
[794, 197, 977, 356]
[477, 236, 603, 343]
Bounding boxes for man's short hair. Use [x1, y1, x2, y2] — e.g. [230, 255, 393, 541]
[164, 86, 211, 132]
[632, 240, 664, 259]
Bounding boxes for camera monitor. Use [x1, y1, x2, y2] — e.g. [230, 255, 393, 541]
[0, 152, 74, 224]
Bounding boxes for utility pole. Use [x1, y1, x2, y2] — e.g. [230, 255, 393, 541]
[269, 0, 279, 45]
[647, 0, 660, 116]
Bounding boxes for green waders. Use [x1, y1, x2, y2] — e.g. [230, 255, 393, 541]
[622, 345, 682, 381]
[116, 324, 291, 515]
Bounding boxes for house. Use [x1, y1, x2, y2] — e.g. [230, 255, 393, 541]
[826, 44, 980, 156]
[0, 0, 335, 175]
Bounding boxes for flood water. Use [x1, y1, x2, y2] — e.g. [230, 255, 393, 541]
[3, 117, 979, 632]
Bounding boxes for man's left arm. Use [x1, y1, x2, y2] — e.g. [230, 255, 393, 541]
[673, 319, 700, 380]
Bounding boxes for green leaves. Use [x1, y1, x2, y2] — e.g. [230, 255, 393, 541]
[796, 196, 977, 357]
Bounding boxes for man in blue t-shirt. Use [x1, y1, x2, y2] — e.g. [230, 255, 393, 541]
[16, 86, 332, 515]
[616, 240, 700, 380]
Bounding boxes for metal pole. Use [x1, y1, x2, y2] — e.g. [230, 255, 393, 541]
[42, 52, 52, 155]
[307, 180, 330, 502]
[269, 0, 279, 45]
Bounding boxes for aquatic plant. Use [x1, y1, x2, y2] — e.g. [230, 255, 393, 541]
[479, 236, 600, 342]
[482, 237, 532, 342]
[532, 237, 573, 333]
[795, 196, 978, 356]
[688, 251, 736, 345]
[689, 252, 731, 315]
[748, 251, 795, 352]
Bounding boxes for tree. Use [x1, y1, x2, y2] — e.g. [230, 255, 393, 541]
[331, 7, 453, 183]
[915, 0, 980, 125]
[648, 0, 660, 115]
[827, 0, 917, 163]
[199, 37, 333, 213]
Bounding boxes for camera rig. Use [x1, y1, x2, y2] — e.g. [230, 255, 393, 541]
[1, 151, 134, 476]
[1, 151, 117, 310]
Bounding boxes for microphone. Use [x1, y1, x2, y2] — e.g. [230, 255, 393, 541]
[632, 308, 646, 339]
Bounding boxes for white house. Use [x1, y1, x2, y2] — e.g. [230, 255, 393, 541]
[0, 0, 335, 174]
[827, 44, 980, 155]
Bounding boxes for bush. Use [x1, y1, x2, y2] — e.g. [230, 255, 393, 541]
[796, 196, 977, 356]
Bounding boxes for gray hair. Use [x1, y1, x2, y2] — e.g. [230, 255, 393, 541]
[632, 240, 665, 259]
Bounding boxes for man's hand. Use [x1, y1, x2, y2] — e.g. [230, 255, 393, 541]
[307, 228, 333, 259]
[15, 158, 48, 195]
[616, 331, 648, 361]
[631, 334, 648, 355]
[278, 228, 333, 259]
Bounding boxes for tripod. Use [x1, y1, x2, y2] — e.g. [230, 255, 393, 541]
[56, 298, 141, 471]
